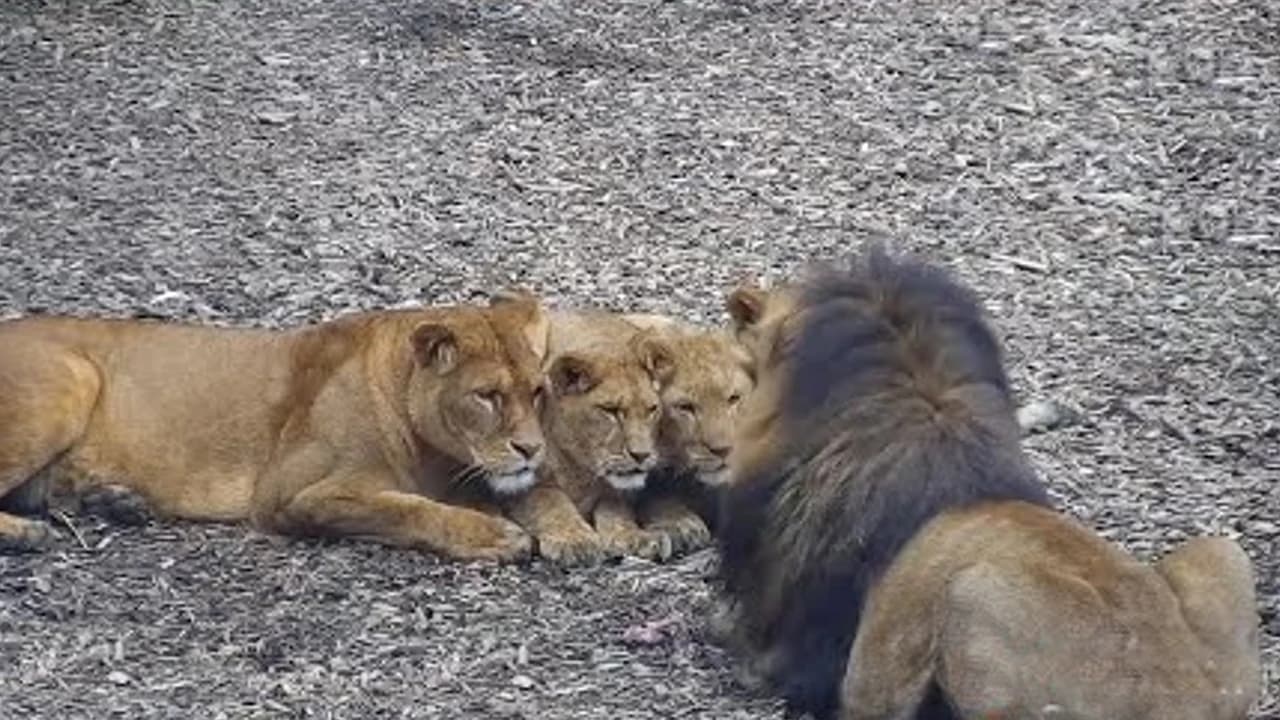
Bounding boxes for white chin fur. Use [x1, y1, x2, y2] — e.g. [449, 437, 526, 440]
[606, 472, 648, 492]
[698, 467, 731, 486]
[488, 469, 536, 496]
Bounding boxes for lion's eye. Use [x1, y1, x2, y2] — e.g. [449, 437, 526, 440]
[474, 390, 502, 411]
[728, 393, 743, 405]
[646, 404, 660, 418]
[597, 404, 623, 419]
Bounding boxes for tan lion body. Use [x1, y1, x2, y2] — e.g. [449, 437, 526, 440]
[507, 310, 673, 564]
[0, 297, 550, 561]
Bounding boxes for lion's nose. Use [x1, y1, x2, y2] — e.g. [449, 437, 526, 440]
[628, 450, 651, 466]
[510, 439, 543, 461]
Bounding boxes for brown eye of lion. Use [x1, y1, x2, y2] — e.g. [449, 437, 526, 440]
[728, 393, 742, 405]
[474, 389, 502, 411]
[646, 405, 659, 417]
[597, 404, 622, 417]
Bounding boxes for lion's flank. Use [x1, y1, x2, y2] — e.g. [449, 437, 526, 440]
[716, 246, 1052, 719]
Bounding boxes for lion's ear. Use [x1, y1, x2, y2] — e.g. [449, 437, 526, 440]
[521, 303, 550, 362]
[489, 288, 550, 361]
[633, 332, 675, 386]
[489, 287, 537, 307]
[412, 323, 459, 373]
[549, 354, 597, 396]
[726, 283, 768, 334]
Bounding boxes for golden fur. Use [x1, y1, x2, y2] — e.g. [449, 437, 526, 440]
[506, 310, 675, 564]
[622, 313, 753, 553]
[0, 293, 551, 562]
[716, 249, 1261, 720]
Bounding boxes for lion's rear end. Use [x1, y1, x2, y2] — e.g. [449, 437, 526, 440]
[911, 504, 1261, 720]
[0, 316, 290, 525]
[716, 247, 1051, 718]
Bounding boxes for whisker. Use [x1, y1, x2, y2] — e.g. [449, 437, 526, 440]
[450, 463, 489, 488]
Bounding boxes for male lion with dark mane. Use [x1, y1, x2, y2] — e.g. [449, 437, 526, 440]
[716, 247, 1261, 720]
[0, 292, 549, 562]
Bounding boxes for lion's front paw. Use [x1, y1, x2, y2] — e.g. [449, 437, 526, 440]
[652, 514, 711, 556]
[605, 528, 674, 562]
[0, 517, 56, 554]
[450, 516, 533, 563]
[537, 526, 608, 567]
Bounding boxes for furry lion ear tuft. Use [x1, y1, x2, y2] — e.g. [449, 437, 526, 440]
[411, 322, 459, 373]
[632, 331, 676, 385]
[488, 288, 550, 361]
[488, 288, 538, 307]
[548, 354, 598, 396]
[726, 283, 769, 332]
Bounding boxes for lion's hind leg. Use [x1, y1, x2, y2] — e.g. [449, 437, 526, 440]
[0, 341, 101, 552]
[1155, 536, 1261, 717]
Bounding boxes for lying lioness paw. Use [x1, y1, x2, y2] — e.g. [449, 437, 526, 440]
[715, 246, 1261, 720]
[622, 313, 754, 553]
[0, 291, 551, 562]
[506, 310, 675, 565]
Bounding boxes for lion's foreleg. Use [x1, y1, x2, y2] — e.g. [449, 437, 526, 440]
[838, 567, 942, 720]
[269, 470, 531, 562]
[594, 494, 672, 561]
[639, 494, 711, 555]
[505, 475, 606, 566]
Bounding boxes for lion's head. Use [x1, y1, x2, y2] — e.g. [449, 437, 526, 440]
[542, 320, 674, 493]
[623, 316, 753, 487]
[405, 290, 549, 497]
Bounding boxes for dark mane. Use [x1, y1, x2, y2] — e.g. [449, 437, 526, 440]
[717, 247, 1051, 719]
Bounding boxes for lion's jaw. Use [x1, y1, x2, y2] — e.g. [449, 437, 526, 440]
[487, 467, 538, 496]
[603, 470, 648, 493]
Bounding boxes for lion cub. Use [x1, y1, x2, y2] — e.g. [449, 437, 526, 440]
[0, 292, 549, 562]
[506, 310, 675, 564]
[621, 313, 753, 554]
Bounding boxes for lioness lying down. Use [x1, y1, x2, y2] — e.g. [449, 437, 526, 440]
[0, 292, 549, 561]
[716, 248, 1261, 720]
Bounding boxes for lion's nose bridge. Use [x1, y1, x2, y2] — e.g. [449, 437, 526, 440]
[510, 407, 543, 446]
[623, 418, 656, 459]
[703, 419, 733, 455]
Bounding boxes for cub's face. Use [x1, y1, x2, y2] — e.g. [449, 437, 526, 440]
[407, 293, 550, 496]
[544, 333, 673, 493]
[655, 332, 754, 486]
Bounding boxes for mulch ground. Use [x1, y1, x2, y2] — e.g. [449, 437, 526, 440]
[1, 0, 1277, 718]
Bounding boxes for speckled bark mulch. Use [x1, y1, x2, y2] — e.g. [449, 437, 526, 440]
[1, 0, 1276, 717]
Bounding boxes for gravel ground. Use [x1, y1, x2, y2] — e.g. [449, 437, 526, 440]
[1, 0, 1277, 717]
